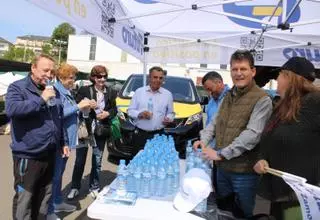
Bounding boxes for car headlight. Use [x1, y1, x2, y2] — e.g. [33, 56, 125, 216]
[185, 112, 202, 125]
[117, 111, 126, 120]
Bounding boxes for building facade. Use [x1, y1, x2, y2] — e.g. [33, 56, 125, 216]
[15, 35, 51, 54]
[0, 37, 13, 57]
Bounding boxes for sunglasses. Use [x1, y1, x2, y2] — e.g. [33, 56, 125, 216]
[95, 74, 108, 79]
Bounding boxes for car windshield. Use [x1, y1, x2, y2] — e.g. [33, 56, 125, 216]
[120, 75, 199, 103]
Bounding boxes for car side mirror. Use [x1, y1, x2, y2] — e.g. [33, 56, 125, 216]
[200, 96, 209, 105]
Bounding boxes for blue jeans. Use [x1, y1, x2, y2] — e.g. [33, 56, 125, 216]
[216, 168, 259, 218]
[71, 136, 107, 191]
[48, 152, 68, 214]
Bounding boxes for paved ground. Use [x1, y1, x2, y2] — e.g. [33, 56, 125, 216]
[0, 134, 270, 220]
[0, 134, 118, 220]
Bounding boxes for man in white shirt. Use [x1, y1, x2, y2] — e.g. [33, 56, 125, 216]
[128, 66, 174, 155]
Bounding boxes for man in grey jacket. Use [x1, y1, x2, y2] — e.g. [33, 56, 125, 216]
[194, 50, 272, 218]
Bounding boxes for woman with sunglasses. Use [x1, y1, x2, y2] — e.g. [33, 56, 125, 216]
[67, 65, 118, 200]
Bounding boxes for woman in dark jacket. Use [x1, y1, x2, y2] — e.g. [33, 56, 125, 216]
[254, 57, 320, 219]
[67, 65, 117, 199]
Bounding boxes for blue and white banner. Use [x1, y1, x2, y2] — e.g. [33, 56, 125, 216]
[284, 176, 320, 220]
[27, 0, 144, 60]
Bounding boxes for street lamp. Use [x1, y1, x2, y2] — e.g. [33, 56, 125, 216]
[54, 39, 68, 64]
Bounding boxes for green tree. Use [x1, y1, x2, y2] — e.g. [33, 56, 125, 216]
[51, 22, 76, 43]
[41, 44, 52, 55]
[51, 23, 76, 63]
[3, 46, 35, 62]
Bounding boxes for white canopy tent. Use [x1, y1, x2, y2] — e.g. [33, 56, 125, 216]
[27, 0, 320, 70]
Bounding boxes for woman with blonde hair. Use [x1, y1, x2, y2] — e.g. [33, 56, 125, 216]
[47, 63, 91, 220]
[254, 57, 320, 219]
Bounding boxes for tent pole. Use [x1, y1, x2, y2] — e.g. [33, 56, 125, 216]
[143, 33, 150, 87]
[282, 0, 287, 23]
[264, 33, 305, 44]
[252, 0, 283, 50]
[284, 0, 302, 24]
[143, 51, 147, 87]
[290, 18, 320, 27]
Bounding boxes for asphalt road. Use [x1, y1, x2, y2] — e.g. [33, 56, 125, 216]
[0, 134, 118, 220]
[0, 133, 270, 220]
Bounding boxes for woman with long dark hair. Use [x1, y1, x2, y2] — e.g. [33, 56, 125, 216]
[254, 57, 320, 219]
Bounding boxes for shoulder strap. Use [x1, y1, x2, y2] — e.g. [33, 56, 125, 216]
[89, 86, 94, 100]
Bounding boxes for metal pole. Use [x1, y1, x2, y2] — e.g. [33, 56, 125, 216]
[58, 41, 62, 65]
[143, 50, 147, 87]
[23, 40, 27, 62]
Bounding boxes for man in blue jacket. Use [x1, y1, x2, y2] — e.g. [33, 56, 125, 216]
[6, 54, 69, 220]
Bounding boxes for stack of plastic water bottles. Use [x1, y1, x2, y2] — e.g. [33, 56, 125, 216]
[185, 140, 212, 213]
[116, 134, 180, 199]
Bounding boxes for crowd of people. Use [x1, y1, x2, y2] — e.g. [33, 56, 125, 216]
[5, 50, 320, 220]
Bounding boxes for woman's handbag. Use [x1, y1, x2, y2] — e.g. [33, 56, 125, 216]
[94, 122, 111, 138]
[78, 120, 89, 139]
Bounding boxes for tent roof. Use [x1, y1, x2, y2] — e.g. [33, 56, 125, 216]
[27, 0, 320, 67]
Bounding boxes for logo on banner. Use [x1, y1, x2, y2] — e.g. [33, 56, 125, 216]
[283, 48, 320, 62]
[223, 0, 301, 28]
[122, 27, 144, 55]
[133, 0, 158, 3]
[101, 0, 116, 38]
[240, 36, 265, 62]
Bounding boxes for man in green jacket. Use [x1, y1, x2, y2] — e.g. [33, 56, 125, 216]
[194, 50, 273, 218]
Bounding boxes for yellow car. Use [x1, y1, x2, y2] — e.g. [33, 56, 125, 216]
[108, 74, 203, 164]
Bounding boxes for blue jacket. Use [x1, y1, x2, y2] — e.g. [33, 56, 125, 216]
[54, 80, 79, 148]
[5, 75, 67, 159]
[206, 85, 230, 126]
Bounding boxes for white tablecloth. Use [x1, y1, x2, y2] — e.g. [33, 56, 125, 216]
[87, 160, 204, 220]
[87, 186, 203, 220]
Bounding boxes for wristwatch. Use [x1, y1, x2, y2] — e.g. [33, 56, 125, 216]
[216, 149, 224, 159]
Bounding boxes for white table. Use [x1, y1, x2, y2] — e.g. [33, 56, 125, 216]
[87, 186, 203, 220]
[87, 160, 204, 220]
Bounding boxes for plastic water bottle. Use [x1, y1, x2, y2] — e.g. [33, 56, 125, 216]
[133, 164, 142, 196]
[201, 159, 212, 176]
[166, 161, 175, 195]
[186, 152, 195, 173]
[126, 163, 136, 192]
[149, 161, 157, 196]
[116, 160, 127, 195]
[156, 161, 167, 197]
[46, 80, 56, 106]
[194, 149, 203, 168]
[172, 154, 180, 192]
[141, 165, 152, 198]
[186, 140, 193, 158]
[147, 97, 153, 113]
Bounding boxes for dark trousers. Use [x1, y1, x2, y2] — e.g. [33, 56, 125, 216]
[216, 168, 259, 218]
[132, 128, 164, 156]
[71, 135, 107, 191]
[12, 154, 55, 220]
[48, 153, 68, 214]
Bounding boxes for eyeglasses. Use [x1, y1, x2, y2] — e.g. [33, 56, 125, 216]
[95, 74, 108, 79]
